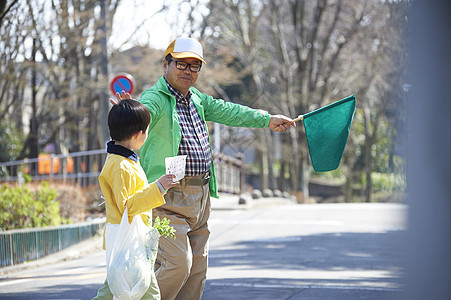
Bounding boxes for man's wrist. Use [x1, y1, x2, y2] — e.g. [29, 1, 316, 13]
[265, 113, 272, 127]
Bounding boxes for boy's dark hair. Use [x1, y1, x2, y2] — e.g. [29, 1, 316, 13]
[108, 99, 150, 141]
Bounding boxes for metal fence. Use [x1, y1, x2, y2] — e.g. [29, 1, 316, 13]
[214, 152, 243, 194]
[0, 149, 243, 193]
[0, 220, 104, 268]
[0, 149, 107, 187]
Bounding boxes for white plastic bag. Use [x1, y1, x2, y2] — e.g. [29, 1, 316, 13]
[105, 207, 160, 300]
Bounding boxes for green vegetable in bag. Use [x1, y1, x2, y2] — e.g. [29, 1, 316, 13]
[147, 216, 176, 240]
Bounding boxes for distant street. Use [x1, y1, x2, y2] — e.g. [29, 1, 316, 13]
[0, 202, 406, 300]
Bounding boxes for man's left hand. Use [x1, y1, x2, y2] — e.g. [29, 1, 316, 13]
[268, 115, 296, 132]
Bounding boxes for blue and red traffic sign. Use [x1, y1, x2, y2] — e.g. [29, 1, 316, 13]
[110, 73, 136, 95]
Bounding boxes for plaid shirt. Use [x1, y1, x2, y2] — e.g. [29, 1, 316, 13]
[165, 78, 212, 176]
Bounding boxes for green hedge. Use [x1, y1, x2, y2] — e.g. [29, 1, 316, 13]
[0, 182, 67, 230]
[370, 172, 406, 192]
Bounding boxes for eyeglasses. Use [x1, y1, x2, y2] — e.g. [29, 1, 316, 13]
[170, 59, 202, 73]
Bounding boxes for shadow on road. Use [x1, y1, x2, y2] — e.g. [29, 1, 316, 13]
[209, 230, 405, 271]
[204, 230, 405, 300]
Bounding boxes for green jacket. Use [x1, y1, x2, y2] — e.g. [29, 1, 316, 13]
[139, 76, 271, 198]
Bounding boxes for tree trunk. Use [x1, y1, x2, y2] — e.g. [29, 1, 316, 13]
[257, 128, 269, 191]
[298, 154, 310, 202]
[365, 168, 372, 203]
[278, 161, 286, 192]
[289, 129, 300, 193]
[30, 38, 39, 160]
[266, 131, 275, 190]
[363, 116, 373, 203]
[98, 0, 110, 146]
[344, 174, 353, 203]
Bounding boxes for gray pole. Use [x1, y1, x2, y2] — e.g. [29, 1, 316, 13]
[405, 1, 451, 299]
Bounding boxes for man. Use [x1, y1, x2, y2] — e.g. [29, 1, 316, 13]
[113, 37, 295, 300]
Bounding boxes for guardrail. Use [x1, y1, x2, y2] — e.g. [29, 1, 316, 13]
[0, 149, 243, 193]
[0, 220, 104, 268]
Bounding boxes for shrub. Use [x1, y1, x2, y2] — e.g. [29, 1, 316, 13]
[370, 172, 406, 192]
[0, 182, 68, 230]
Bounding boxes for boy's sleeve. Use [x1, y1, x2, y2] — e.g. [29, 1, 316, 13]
[111, 169, 165, 221]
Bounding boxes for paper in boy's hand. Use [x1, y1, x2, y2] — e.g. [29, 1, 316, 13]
[165, 155, 187, 182]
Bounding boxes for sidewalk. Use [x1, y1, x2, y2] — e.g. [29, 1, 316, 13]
[0, 193, 294, 276]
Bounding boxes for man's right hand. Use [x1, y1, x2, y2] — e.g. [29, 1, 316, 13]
[109, 90, 132, 105]
[268, 114, 296, 132]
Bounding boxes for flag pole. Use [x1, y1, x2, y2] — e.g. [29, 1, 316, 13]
[293, 115, 304, 123]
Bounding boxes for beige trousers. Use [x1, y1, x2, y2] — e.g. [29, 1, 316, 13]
[153, 174, 211, 300]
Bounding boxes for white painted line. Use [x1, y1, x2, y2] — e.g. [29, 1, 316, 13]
[248, 236, 303, 243]
[211, 219, 345, 226]
[0, 277, 34, 287]
[209, 253, 249, 259]
[301, 220, 345, 226]
[209, 281, 400, 292]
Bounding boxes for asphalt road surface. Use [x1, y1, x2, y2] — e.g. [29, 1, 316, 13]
[0, 201, 406, 300]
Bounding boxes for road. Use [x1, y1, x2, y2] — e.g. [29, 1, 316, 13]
[0, 201, 406, 300]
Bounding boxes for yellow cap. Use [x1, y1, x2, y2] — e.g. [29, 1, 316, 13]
[165, 37, 206, 64]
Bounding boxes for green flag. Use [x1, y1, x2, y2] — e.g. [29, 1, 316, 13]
[303, 95, 356, 172]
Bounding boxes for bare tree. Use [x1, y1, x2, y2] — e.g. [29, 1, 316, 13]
[0, 0, 18, 27]
[1, 0, 407, 203]
[200, 0, 407, 201]
[200, 0, 282, 191]
[201, 0, 369, 199]
[0, 2, 33, 161]
[1, 0, 122, 161]
[343, 0, 408, 202]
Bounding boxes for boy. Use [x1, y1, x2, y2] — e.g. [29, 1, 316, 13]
[93, 99, 178, 300]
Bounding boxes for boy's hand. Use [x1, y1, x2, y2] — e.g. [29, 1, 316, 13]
[158, 174, 179, 190]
